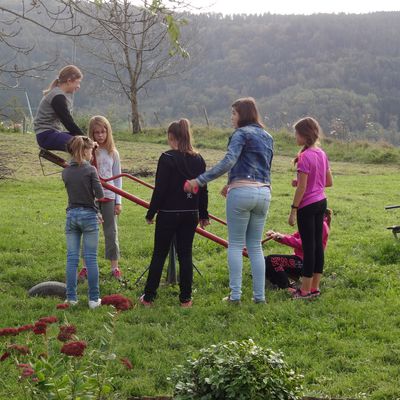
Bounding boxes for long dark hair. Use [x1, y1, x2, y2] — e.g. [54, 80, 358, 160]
[231, 97, 264, 128]
[293, 117, 322, 164]
[167, 118, 197, 155]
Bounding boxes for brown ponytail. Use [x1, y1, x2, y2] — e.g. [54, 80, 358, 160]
[43, 65, 83, 95]
[293, 117, 322, 164]
[167, 118, 197, 155]
[66, 136, 95, 165]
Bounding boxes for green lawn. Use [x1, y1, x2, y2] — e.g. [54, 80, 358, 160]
[0, 131, 400, 399]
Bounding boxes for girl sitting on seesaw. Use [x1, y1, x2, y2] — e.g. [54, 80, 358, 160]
[265, 208, 332, 295]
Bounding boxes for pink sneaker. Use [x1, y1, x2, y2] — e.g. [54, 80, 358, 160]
[78, 267, 87, 282]
[180, 300, 193, 308]
[111, 267, 122, 280]
[139, 294, 153, 307]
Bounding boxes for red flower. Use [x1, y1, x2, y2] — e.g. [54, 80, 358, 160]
[0, 352, 10, 362]
[60, 341, 87, 357]
[0, 327, 19, 337]
[17, 324, 34, 333]
[33, 321, 47, 335]
[8, 344, 30, 355]
[38, 316, 58, 324]
[56, 303, 69, 309]
[101, 294, 133, 311]
[18, 363, 35, 378]
[120, 357, 133, 370]
[57, 325, 77, 342]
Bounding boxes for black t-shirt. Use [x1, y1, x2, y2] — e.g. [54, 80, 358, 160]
[146, 150, 208, 220]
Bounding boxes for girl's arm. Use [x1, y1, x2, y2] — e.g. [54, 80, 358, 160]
[198, 157, 209, 223]
[288, 172, 307, 226]
[325, 168, 333, 187]
[92, 168, 105, 200]
[51, 95, 84, 135]
[146, 155, 170, 221]
[279, 232, 302, 250]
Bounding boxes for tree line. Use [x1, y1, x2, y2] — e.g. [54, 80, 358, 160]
[1, 3, 400, 143]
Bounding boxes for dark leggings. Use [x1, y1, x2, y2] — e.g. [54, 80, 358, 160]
[297, 199, 327, 278]
[144, 211, 198, 303]
[36, 130, 74, 151]
[265, 254, 302, 288]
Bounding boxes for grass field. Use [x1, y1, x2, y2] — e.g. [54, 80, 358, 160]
[1, 130, 400, 399]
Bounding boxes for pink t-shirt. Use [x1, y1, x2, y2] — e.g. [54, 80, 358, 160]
[297, 147, 329, 209]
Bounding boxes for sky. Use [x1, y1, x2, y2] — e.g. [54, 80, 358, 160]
[189, 0, 400, 15]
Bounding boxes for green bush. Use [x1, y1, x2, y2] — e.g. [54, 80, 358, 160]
[170, 339, 303, 400]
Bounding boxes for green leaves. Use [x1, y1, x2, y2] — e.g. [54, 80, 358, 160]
[170, 339, 304, 400]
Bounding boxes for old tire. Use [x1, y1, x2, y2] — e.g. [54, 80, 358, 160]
[28, 281, 66, 298]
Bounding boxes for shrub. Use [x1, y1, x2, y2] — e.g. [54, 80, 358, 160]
[170, 339, 303, 400]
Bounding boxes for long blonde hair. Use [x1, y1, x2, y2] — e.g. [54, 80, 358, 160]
[167, 118, 197, 156]
[66, 136, 95, 165]
[43, 65, 83, 95]
[293, 117, 322, 164]
[88, 115, 116, 155]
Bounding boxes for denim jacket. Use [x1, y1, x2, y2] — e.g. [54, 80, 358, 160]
[197, 124, 273, 186]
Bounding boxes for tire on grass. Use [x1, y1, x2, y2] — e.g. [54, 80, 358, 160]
[28, 281, 66, 298]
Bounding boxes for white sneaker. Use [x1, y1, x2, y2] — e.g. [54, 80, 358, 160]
[88, 299, 101, 309]
[65, 299, 78, 306]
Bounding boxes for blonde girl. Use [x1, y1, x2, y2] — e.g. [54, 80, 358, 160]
[288, 117, 333, 298]
[34, 65, 84, 151]
[78, 116, 123, 280]
[62, 136, 104, 309]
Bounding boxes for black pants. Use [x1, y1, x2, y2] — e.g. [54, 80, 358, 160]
[265, 255, 303, 288]
[144, 211, 198, 303]
[297, 199, 327, 278]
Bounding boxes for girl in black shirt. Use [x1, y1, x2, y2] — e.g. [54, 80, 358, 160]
[140, 119, 209, 308]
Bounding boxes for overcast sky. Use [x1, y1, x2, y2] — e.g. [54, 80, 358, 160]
[188, 0, 400, 15]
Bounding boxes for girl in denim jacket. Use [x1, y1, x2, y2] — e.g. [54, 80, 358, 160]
[185, 97, 273, 304]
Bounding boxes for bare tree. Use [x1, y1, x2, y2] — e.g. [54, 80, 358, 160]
[70, 0, 190, 133]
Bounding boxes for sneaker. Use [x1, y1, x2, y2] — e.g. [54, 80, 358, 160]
[222, 295, 241, 305]
[252, 298, 266, 304]
[88, 299, 102, 309]
[180, 300, 193, 308]
[310, 289, 321, 298]
[111, 267, 122, 280]
[139, 294, 153, 307]
[287, 287, 297, 294]
[78, 267, 87, 282]
[292, 289, 312, 299]
[64, 299, 78, 306]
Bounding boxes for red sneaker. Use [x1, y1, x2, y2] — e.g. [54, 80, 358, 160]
[180, 300, 193, 308]
[78, 267, 87, 282]
[111, 267, 122, 280]
[139, 294, 153, 307]
[292, 289, 312, 299]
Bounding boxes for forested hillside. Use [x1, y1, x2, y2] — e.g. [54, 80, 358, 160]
[1, 6, 400, 143]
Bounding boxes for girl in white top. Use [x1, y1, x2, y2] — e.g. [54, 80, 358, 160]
[78, 116, 123, 280]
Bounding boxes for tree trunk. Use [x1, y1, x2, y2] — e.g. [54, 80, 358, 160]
[130, 94, 142, 134]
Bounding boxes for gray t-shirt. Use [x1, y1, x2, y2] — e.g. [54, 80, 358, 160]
[34, 87, 73, 134]
[62, 160, 104, 211]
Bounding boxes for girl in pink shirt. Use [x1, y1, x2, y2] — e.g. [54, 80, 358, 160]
[265, 209, 331, 292]
[288, 117, 333, 298]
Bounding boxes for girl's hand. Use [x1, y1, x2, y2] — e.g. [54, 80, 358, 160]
[184, 179, 199, 194]
[114, 204, 122, 215]
[199, 219, 211, 229]
[265, 230, 275, 240]
[288, 210, 296, 226]
[146, 218, 154, 225]
[291, 179, 298, 187]
[97, 213, 104, 224]
[220, 185, 228, 198]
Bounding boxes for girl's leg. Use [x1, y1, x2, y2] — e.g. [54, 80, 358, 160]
[175, 212, 198, 303]
[246, 187, 270, 302]
[36, 130, 74, 151]
[65, 211, 81, 302]
[226, 188, 253, 301]
[99, 201, 120, 270]
[144, 212, 177, 302]
[312, 199, 327, 291]
[81, 211, 100, 302]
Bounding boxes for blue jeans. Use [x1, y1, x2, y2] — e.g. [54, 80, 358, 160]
[226, 186, 271, 301]
[65, 208, 100, 301]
